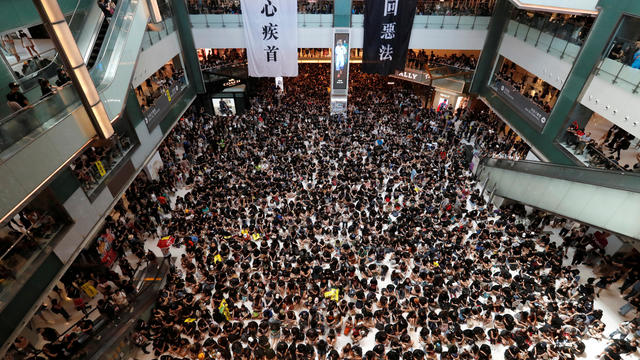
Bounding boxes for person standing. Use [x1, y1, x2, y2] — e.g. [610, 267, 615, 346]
[1, 33, 20, 61]
[6, 82, 29, 112]
[611, 135, 632, 161]
[50, 298, 71, 321]
[18, 30, 39, 58]
[632, 40, 640, 69]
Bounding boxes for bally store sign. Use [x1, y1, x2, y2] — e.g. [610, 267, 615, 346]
[391, 69, 430, 85]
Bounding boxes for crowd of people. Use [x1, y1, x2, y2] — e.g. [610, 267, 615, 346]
[492, 69, 557, 114]
[70, 133, 133, 193]
[407, 51, 478, 72]
[0, 209, 59, 290]
[136, 63, 186, 113]
[512, 10, 593, 47]
[128, 64, 636, 360]
[185, 0, 494, 16]
[565, 123, 640, 172]
[186, 0, 333, 15]
[23, 63, 630, 360]
[198, 49, 246, 71]
[8, 63, 640, 360]
[607, 39, 640, 70]
[352, 1, 494, 16]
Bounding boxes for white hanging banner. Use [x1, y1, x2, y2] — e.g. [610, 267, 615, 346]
[240, 0, 298, 77]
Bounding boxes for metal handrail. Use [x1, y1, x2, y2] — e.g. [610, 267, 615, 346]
[0, 212, 58, 263]
[481, 157, 640, 193]
[29, 257, 162, 357]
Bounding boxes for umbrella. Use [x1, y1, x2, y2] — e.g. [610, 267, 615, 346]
[157, 236, 175, 249]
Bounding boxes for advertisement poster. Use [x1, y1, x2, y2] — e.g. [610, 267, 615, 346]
[332, 32, 350, 91]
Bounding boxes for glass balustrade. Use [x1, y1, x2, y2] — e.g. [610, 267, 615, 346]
[503, 19, 583, 64]
[0, 196, 70, 311]
[594, 15, 640, 96]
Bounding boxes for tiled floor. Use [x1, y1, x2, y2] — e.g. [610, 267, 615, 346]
[584, 114, 640, 169]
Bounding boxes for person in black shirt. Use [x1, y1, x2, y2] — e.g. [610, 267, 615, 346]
[55, 68, 71, 87]
[6, 81, 29, 111]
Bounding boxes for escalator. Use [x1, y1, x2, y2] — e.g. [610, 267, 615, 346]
[476, 158, 640, 241]
[87, 19, 110, 68]
[0, 0, 150, 221]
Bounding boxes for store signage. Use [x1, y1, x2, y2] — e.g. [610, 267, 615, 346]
[492, 79, 549, 130]
[223, 78, 241, 87]
[390, 68, 430, 85]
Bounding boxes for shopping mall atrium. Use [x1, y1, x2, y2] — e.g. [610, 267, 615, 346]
[0, 0, 639, 359]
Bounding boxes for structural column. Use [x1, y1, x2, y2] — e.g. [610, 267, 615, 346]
[170, 0, 206, 94]
[469, 0, 511, 94]
[541, 0, 634, 141]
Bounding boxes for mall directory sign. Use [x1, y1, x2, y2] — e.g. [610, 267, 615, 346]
[492, 79, 549, 131]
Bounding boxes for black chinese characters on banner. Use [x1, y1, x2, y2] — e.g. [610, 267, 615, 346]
[262, 1, 279, 63]
[362, 0, 417, 75]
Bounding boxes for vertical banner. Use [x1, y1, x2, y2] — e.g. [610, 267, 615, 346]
[362, 0, 417, 75]
[331, 30, 350, 92]
[240, 0, 298, 77]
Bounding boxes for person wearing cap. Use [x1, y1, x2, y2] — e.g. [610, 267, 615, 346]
[6, 82, 29, 112]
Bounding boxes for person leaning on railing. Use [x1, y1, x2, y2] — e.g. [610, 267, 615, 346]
[6, 81, 29, 113]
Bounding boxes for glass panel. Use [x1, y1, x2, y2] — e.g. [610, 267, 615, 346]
[0, 193, 70, 310]
[351, 14, 364, 27]
[190, 14, 337, 28]
[89, 0, 134, 87]
[505, 9, 593, 65]
[484, 158, 640, 192]
[474, 16, 491, 29]
[71, 116, 138, 198]
[140, 17, 176, 52]
[352, 1, 495, 16]
[0, 84, 81, 153]
[597, 15, 640, 96]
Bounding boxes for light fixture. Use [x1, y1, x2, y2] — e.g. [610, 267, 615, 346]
[147, 0, 163, 23]
[51, 22, 84, 68]
[40, 0, 65, 22]
[33, 0, 114, 140]
[90, 102, 114, 138]
[73, 67, 100, 105]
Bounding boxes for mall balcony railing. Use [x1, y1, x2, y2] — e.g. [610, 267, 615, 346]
[190, 12, 490, 30]
[351, 0, 495, 17]
[190, 13, 335, 28]
[186, 0, 335, 15]
[594, 57, 640, 97]
[0, 0, 145, 157]
[0, 0, 102, 113]
[558, 129, 631, 172]
[0, 210, 68, 312]
[352, 14, 490, 29]
[140, 17, 176, 51]
[503, 19, 584, 64]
